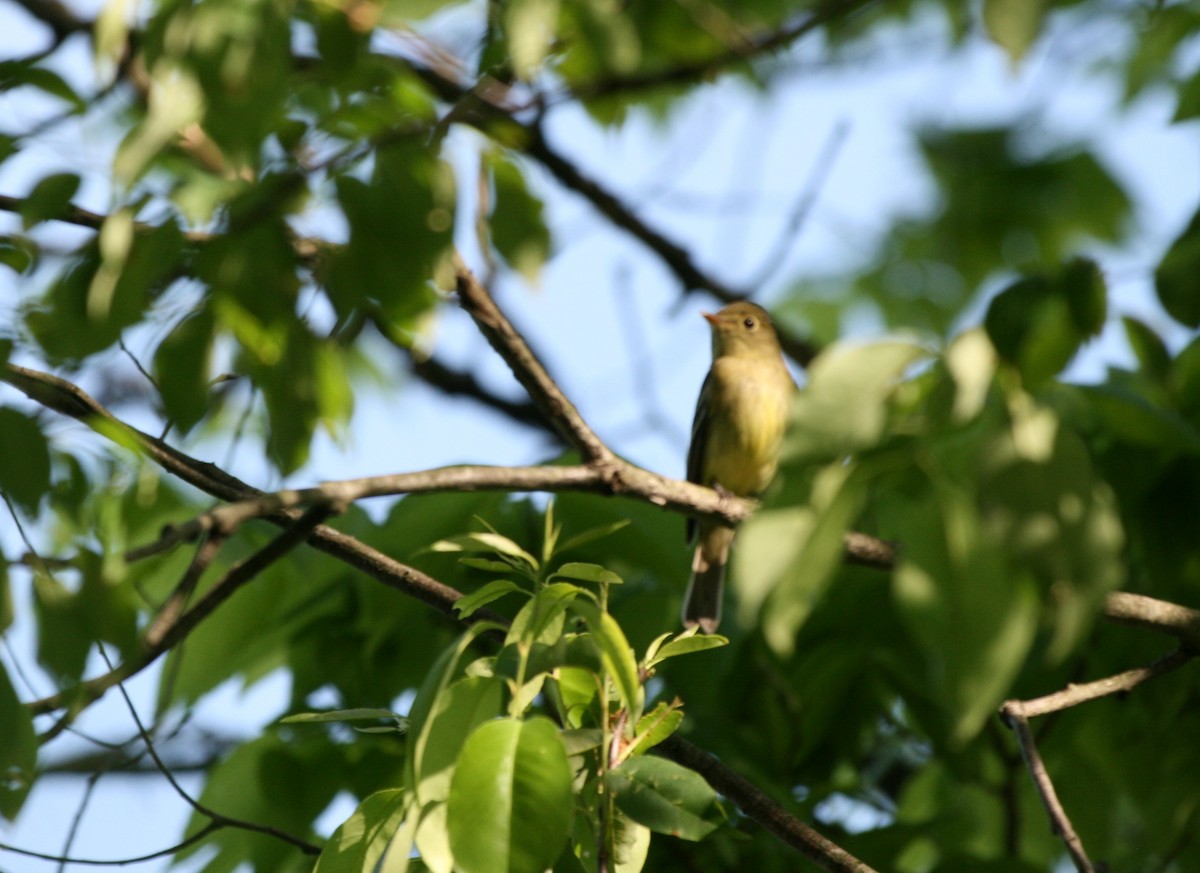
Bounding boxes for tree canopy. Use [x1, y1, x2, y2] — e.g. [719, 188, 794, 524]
[3, 1, 1200, 872]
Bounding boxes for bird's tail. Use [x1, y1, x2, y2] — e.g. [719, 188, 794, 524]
[682, 525, 734, 634]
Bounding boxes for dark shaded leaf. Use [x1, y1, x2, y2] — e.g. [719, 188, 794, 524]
[608, 756, 722, 841]
[19, 173, 80, 230]
[0, 407, 50, 513]
[1156, 206, 1200, 327]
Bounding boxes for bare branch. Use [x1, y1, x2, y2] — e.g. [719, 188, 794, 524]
[455, 260, 614, 462]
[1000, 648, 1194, 720]
[1001, 711, 1096, 873]
[660, 735, 879, 873]
[1102, 591, 1200, 651]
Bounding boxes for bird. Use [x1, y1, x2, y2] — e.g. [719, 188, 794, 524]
[682, 301, 796, 634]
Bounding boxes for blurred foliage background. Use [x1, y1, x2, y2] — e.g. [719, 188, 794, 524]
[2, 0, 1200, 871]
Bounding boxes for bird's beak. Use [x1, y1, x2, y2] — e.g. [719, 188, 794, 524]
[701, 311, 718, 326]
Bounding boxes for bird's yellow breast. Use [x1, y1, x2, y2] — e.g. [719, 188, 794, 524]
[701, 356, 792, 497]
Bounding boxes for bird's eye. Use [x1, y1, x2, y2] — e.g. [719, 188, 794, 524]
[743, 317, 756, 329]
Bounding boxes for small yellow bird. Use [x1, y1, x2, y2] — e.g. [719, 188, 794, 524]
[683, 301, 796, 633]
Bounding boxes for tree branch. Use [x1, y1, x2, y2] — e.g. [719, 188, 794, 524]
[12, 0, 89, 43]
[29, 506, 332, 726]
[564, 0, 878, 105]
[455, 259, 614, 462]
[660, 735, 878, 873]
[402, 70, 825, 364]
[99, 647, 322, 856]
[1101, 591, 1200, 651]
[1000, 648, 1194, 720]
[1001, 711, 1096, 873]
[3, 378, 878, 873]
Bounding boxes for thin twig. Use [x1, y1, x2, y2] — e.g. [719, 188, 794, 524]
[96, 646, 321, 856]
[28, 506, 332, 725]
[999, 648, 1194, 720]
[143, 533, 226, 648]
[563, 0, 878, 104]
[1001, 712, 1095, 873]
[55, 772, 100, 873]
[742, 118, 849, 291]
[0, 822, 222, 867]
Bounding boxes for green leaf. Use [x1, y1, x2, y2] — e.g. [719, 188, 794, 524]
[485, 151, 551, 284]
[982, 0, 1045, 65]
[1123, 316, 1172, 382]
[447, 717, 573, 873]
[405, 623, 505, 798]
[559, 727, 604, 756]
[155, 305, 216, 434]
[0, 235, 37, 274]
[413, 676, 504, 804]
[556, 519, 631, 554]
[624, 700, 684, 758]
[19, 173, 80, 230]
[607, 756, 722, 841]
[33, 570, 91, 682]
[281, 708, 401, 724]
[27, 218, 184, 363]
[571, 599, 644, 722]
[785, 340, 928, 462]
[458, 557, 519, 573]
[433, 533, 539, 572]
[643, 628, 727, 669]
[504, 0, 560, 79]
[1078, 383, 1200, 453]
[314, 788, 411, 873]
[454, 579, 527, 618]
[571, 807, 650, 873]
[985, 259, 1107, 387]
[324, 140, 453, 322]
[552, 561, 624, 586]
[177, 733, 331, 870]
[0, 665, 37, 819]
[0, 407, 50, 513]
[1156, 206, 1200, 327]
[886, 479, 1040, 745]
[737, 463, 865, 654]
[0, 60, 84, 110]
[506, 582, 581, 645]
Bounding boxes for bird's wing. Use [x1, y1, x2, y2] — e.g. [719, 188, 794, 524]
[685, 370, 713, 543]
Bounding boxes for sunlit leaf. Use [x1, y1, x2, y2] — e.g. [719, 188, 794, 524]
[447, 717, 573, 873]
[571, 598, 644, 722]
[314, 789, 411, 873]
